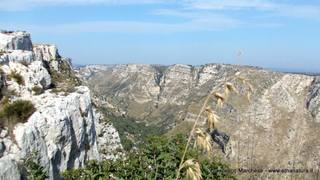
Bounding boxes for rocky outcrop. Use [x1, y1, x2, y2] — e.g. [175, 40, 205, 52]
[0, 31, 122, 179]
[79, 63, 320, 179]
[1, 61, 51, 97]
[0, 31, 32, 51]
[33, 44, 59, 62]
[0, 87, 99, 179]
[75, 64, 111, 80]
[158, 64, 194, 105]
[307, 77, 320, 122]
[0, 50, 34, 64]
[96, 116, 123, 160]
[0, 156, 21, 180]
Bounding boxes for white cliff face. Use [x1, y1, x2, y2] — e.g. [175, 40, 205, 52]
[0, 87, 100, 179]
[197, 64, 220, 86]
[159, 64, 194, 105]
[0, 156, 21, 180]
[33, 44, 58, 62]
[0, 31, 122, 179]
[1, 61, 51, 97]
[0, 50, 34, 64]
[112, 64, 161, 104]
[33, 44, 60, 71]
[0, 31, 33, 51]
[76, 64, 112, 79]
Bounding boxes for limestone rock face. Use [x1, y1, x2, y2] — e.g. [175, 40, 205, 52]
[33, 44, 61, 71]
[33, 44, 59, 62]
[1, 61, 51, 97]
[0, 50, 34, 64]
[96, 112, 123, 160]
[0, 87, 100, 179]
[158, 64, 194, 105]
[0, 156, 21, 180]
[79, 63, 320, 179]
[307, 77, 320, 122]
[0, 31, 122, 179]
[0, 31, 32, 51]
[76, 64, 112, 79]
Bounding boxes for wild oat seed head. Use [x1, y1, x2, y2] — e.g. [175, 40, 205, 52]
[225, 82, 238, 93]
[224, 82, 239, 100]
[212, 92, 225, 108]
[205, 107, 219, 130]
[181, 159, 202, 180]
[195, 128, 213, 153]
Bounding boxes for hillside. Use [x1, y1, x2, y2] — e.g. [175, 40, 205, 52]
[79, 63, 320, 179]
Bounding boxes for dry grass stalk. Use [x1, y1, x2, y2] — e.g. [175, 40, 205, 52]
[212, 92, 225, 108]
[235, 72, 254, 100]
[180, 159, 202, 180]
[176, 89, 215, 180]
[224, 82, 238, 100]
[205, 107, 219, 130]
[247, 92, 252, 102]
[177, 73, 253, 179]
[247, 82, 254, 93]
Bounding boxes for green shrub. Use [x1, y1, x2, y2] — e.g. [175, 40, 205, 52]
[121, 137, 134, 151]
[103, 111, 163, 151]
[0, 100, 35, 128]
[22, 152, 48, 180]
[32, 86, 44, 95]
[61, 134, 235, 179]
[8, 70, 25, 85]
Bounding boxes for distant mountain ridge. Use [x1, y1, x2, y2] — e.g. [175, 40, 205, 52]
[78, 63, 320, 179]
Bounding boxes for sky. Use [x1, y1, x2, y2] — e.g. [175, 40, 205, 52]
[0, 0, 320, 72]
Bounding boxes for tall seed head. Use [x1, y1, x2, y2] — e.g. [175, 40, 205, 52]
[205, 107, 219, 130]
[212, 92, 225, 108]
[181, 159, 202, 180]
[195, 128, 213, 153]
[224, 82, 238, 100]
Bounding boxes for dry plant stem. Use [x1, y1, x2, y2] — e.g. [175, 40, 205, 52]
[176, 89, 214, 180]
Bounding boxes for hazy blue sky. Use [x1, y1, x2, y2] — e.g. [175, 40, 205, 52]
[0, 0, 319, 72]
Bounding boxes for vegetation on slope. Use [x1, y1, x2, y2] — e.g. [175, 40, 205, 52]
[61, 134, 235, 179]
[7, 70, 25, 85]
[48, 58, 81, 94]
[100, 107, 164, 151]
[0, 100, 35, 129]
[22, 152, 48, 180]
